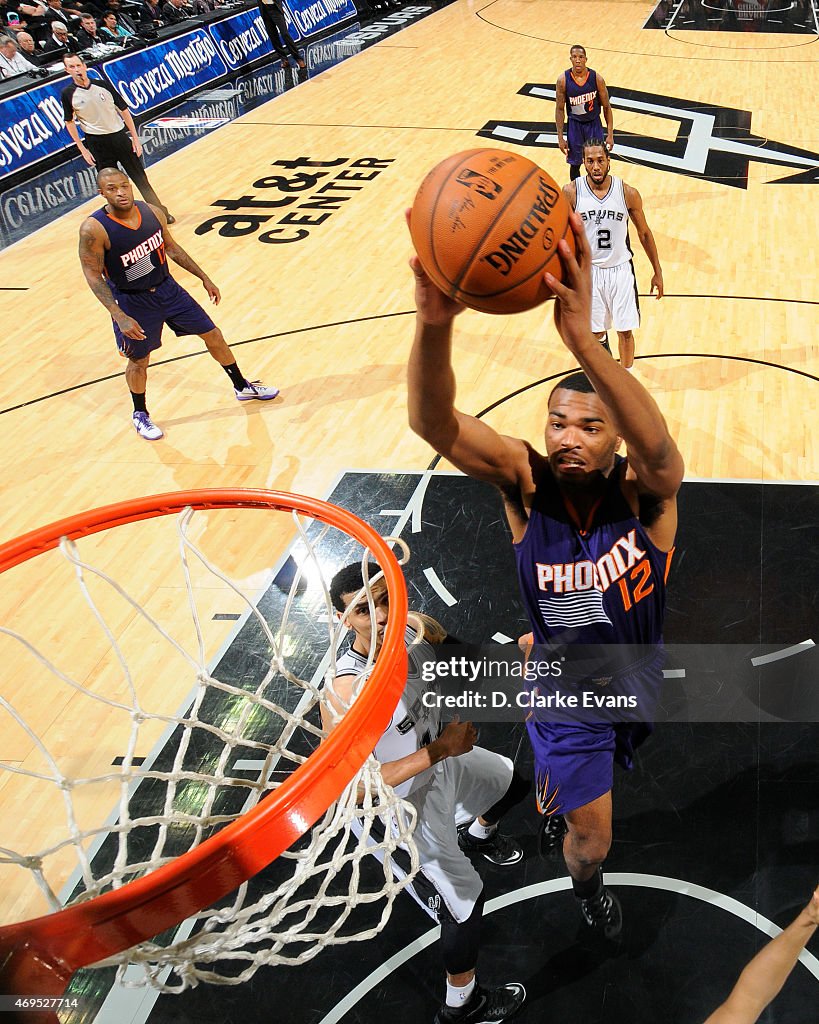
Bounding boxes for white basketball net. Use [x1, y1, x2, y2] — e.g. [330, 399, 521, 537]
[0, 506, 419, 992]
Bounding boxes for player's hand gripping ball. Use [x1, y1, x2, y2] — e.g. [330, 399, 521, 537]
[410, 148, 574, 314]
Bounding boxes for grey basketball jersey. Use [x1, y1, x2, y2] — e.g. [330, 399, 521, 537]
[332, 626, 440, 797]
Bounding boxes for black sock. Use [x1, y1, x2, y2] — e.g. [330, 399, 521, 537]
[481, 770, 531, 825]
[572, 867, 603, 901]
[223, 362, 249, 390]
[130, 391, 147, 414]
[570, 164, 581, 181]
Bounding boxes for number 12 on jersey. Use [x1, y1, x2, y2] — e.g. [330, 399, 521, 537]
[617, 558, 654, 612]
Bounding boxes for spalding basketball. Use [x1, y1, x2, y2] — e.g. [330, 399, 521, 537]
[410, 148, 574, 314]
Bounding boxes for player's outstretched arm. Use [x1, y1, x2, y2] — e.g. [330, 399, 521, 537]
[545, 211, 683, 503]
[78, 217, 145, 340]
[406, 220, 533, 491]
[702, 887, 819, 1024]
[625, 184, 663, 297]
[152, 206, 221, 304]
[321, 676, 476, 791]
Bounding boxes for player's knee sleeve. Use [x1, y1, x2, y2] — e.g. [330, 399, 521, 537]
[481, 769, 531, 825]
[440, 890, 485, 976]
[570, 164, 581, 181]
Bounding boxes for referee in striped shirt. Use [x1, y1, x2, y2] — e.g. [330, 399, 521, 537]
[61, 53, 174, 223]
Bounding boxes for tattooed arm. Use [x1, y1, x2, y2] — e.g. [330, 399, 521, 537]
[78, 217, 145, 340]
[150, 205, 221, 304]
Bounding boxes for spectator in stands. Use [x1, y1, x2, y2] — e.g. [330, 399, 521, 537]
[16, 1, 43, 23]
[44, 0, 83, 23]
[0, 31, 36, 74]
[75, 10, 100, 44]
[43, 17, 78, 47]
[77, 0, 109, 16]
[140, 0, 162, 23]
[159, 0, 189, 23]
[13, 28, 48, 60]
[23, 0, 80, 38]
[99, 10, 132, 38]
[13, 0, 48, 42]
[14, 27, 36, 51]
[101, 0, 139, 32]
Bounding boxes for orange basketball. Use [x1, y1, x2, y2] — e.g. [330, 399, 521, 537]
[410, 148, 574, 315]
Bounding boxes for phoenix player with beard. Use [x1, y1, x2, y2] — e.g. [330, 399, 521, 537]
[407, 207, 683, 939]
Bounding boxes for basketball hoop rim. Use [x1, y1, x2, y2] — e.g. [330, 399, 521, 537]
[0, 488, 408, 986]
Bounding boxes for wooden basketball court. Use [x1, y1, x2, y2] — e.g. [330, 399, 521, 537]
[0, 0, 817, 1019]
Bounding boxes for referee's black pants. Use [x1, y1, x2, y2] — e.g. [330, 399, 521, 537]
[258, 4, 301, 62]
[84, 129, 170, 216]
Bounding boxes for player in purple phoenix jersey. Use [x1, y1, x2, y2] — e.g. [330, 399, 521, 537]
[79, 169, 279, 441]
[555, 45, 614, 182]
[407, 205, 683, 939]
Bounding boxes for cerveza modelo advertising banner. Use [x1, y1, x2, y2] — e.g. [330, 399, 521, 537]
[0, 0, 358, 182]
[102, 29, 228, 116]
[285, 0, 356, 39]
[0, 77, 75, 180]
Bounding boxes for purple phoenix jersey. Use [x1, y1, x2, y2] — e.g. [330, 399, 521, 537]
[563, 68, 605, 166]
[564, 68, 601, 124]
[90, 201, 169, 292]
[515, 456, 671, 652]
[514, 456, 673, 816]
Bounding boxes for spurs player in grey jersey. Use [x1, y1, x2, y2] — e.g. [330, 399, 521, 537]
[563, 140, 664, 370]
[323, 563, 530, 1024]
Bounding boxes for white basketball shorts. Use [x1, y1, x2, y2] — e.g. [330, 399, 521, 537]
[591, 261, 641, 333]
[405, 746, 513, 923]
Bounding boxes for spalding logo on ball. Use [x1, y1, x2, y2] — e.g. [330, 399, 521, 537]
[410, 148, 574, 314]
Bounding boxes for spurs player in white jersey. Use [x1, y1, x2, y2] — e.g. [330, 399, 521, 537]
[563, 140, 664, 369]
[324, 562, 530, 1024]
